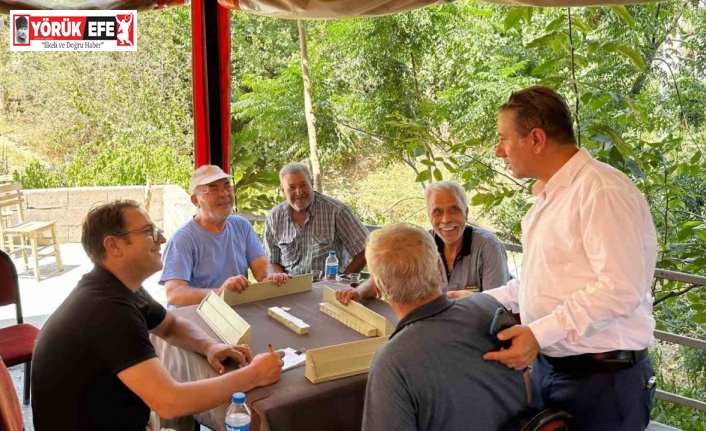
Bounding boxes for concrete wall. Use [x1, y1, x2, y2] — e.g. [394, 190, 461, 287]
[162, 184, 194, 238]
[21, 186, 166, 243]
[17, 185, 263, 243]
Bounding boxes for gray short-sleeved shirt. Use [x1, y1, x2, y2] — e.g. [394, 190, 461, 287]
[363, 294, 528, 431]
[434, 225, 511, 292]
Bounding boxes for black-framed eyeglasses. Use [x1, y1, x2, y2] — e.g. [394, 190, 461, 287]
[115, 225, 164, 242]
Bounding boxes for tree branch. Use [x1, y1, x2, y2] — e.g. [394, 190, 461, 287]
[654, 283, 705, 306]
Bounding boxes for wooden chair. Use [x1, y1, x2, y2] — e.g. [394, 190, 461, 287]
[0, 250, 40, 406]
[0, 356, 24, 431]
[0, 183, 63, 281]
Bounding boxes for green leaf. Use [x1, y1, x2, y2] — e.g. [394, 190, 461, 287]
[470, 193, 493, 206]
[602, 42, 618, 53]
[695, 229, 706, 242]
[693, 313, 706, 324]
[532, 58, 560, 76]
[681, 220, 704, 230]
[545, 16, 566, 32]
[586, 39, 600, 54]
[522, 7, 533, 25]
[616, 45, 646, 70]
[610, 6, 635, 29]
[689, 151, 702, 164]
[504, 8, 524, 32]
[571, 17, 593, 33]
[433, 168, 443, 181]
[415, 170, 431, 183]
[526, 32, 558, 49]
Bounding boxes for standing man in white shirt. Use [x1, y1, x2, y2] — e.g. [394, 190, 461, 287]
[453, 86, 657, 430]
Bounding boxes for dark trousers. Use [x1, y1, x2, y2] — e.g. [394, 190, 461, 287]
[531, 353, 656, 431]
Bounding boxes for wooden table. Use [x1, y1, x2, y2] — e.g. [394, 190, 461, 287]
[152, 281, 397, 431]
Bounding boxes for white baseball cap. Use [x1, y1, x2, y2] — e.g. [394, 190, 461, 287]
[188, 165, 231, 194]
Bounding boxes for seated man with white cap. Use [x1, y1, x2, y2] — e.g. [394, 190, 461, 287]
[160, 165, 289, 307]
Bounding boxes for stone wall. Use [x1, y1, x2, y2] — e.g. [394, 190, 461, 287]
[21, 186, 166, 243]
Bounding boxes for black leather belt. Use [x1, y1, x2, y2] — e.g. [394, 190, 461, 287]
[542, 348, 649, 374]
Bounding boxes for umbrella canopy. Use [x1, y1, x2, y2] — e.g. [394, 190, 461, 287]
[0, 0, 661, 17]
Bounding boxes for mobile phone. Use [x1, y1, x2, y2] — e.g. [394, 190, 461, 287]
[489, 307, 516, 349]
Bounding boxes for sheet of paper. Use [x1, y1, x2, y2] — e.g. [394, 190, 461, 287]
[281, 347, 306, 371]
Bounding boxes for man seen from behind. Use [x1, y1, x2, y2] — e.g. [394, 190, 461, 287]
[362, 223, 527, 431]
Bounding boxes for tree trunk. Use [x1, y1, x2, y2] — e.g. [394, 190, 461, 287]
[298, 20, 322, 193]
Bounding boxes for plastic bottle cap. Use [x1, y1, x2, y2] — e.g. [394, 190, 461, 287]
[329, 250, 336, 255]
[232, 392, 246, 404]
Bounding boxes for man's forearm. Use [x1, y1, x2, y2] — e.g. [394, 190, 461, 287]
[344, 251, 367, 273]
[160, 314, 218, 356]
[355, 279, 377, 300]
[166, 283, 217, 307]
[165, 366, 260, 417]
[268, 262, 286, 275]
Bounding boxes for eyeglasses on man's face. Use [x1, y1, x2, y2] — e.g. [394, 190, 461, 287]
[199, 182, 234, 196]
[116, 225, 164, 242]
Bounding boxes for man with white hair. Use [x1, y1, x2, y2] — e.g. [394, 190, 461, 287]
[160, 165, 289, 307]
[337, 181, 510, 304]
[263, 162, 369, 277]
[362, 223, 526, 431]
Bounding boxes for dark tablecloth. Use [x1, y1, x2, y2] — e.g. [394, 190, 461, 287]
[152, 281, 397, 431]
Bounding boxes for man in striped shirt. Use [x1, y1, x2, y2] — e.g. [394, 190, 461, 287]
[263, 163, 369, 278]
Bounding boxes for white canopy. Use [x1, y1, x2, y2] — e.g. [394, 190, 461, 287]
[228, 0, 660, 19]
[0, 0, 662, 17]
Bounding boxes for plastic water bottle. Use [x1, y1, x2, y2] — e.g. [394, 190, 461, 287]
[325, 250, 338, 280]
[225, 392, 251, 431]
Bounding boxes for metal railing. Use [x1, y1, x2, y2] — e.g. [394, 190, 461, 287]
[500, 242, 706, 414]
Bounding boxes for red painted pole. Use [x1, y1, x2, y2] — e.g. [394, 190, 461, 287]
[218, 6, 231, 174]
[191, 0, 209, 168]
[191, 0, 231, 170]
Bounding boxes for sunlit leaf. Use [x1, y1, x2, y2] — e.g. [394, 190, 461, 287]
[610, 5, 636, 29]
[433, 168, 443, 181]
[415, 170, 431, 183]
[616, 45, 646, 70]
[504, 8, 524, 32]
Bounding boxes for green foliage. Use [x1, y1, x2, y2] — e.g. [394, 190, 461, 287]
[229, 137, 280, 215]
[64, 142, 192, 187]
[653, 298, 706, 430]
[13, 160, 65, 189]
[1, 9, 193, 186]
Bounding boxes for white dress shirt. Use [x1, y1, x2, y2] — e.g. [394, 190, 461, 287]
[486, 148, 657, 357]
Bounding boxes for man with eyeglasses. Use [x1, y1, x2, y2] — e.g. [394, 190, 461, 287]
[32, 200, 284, 431]
[160, 165, 290, 307]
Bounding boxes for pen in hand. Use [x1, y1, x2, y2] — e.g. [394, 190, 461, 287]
[268, 344, 275, 355]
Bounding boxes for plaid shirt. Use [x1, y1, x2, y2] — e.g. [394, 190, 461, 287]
[263, 192, 369, 276]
